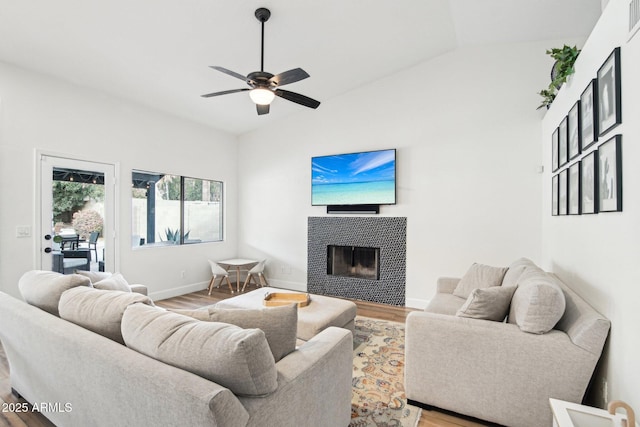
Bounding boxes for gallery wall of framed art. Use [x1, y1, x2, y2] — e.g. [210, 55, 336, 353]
[550, 46, 623, 217]
[539, 1, 640, 414]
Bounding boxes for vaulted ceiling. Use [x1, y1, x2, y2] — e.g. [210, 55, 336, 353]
[0, 0, 602, 135]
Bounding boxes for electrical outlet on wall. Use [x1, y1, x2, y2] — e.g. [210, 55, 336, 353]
[280, 264, 291, 275]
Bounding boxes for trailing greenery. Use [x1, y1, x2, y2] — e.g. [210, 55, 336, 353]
[537, 45, 581, 110]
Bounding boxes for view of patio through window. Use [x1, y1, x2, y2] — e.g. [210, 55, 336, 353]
[131, 170, 223, 247]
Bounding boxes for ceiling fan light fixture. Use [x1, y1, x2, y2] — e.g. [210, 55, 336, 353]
[249, 88, 275, 105]
[202, 8, 320, 115]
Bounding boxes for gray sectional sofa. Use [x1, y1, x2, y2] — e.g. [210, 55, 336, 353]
[405, 258, 610, 427]
[0, 270, 353, 427]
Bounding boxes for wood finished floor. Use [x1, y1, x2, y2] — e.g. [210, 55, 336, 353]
[0, 285, 488, 427]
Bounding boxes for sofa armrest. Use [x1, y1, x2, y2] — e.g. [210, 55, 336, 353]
[436, 276, 460, 294]
[239, 327, 353, 427]
[405, 311, 601, 427]
[129, 284, 148, 295]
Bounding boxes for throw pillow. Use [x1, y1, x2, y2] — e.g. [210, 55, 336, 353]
[75, 270, 113, 283]
[18, 270, 92, 316]
[59, 287, 154, 344]
[122, 304, 278, 397]
[453, 263, 509, 299]
[508, 268, 566, 334]
[172, 304, 298, 362]
[93, 273, 132, 292]
[500, 258, 536, 288]
[456, 286, 517, 321]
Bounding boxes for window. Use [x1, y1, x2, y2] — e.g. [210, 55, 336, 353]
[132, 170, 223, 247]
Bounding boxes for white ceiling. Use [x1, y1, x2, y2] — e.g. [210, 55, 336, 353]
[0, 0, 602, 135]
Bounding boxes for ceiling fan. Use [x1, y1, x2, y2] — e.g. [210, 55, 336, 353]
[201, 7, 320, 116]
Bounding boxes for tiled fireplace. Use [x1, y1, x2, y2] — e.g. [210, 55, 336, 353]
[307, 216, 407, 306]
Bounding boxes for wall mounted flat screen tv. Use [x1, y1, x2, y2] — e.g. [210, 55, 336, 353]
[311, 149, 396, 206]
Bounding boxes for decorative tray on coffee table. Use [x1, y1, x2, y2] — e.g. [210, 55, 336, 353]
[263, 292, 311, 307]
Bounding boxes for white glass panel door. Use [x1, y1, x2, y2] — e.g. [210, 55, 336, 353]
[38, 154, 116, 273]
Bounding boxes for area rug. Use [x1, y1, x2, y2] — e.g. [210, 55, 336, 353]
[350, 316, 421, 427]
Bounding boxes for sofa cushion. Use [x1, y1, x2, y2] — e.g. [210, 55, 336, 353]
[122, 304, 278, 396]
[18, 270, 92, 316]
[58, 287, 154, 344]
[93, 273, 132, 292]
[456, 286, 517, 321]
[453, 263, 508, 299]
[76, 271, 148, 295]
[508, 268, 566, 334]
[425, 293, 466, 315]
[172, 304, 297, 362]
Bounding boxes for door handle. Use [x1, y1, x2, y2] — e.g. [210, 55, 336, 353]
[44, 234, 52, 240]
[44, 247, 52, 253]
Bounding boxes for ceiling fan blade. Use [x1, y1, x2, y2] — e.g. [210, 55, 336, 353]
[256, 104, 270, 115]
[210, 66, 247, 82]
[201, 88, 249, 98]
[269, 68, 310, 86]
[275, 89, 320, 109]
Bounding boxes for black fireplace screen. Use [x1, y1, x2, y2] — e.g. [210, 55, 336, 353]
[327, 245, 380, 280]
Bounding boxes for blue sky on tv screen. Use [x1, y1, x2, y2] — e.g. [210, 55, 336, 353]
[312, 150, 395, 184]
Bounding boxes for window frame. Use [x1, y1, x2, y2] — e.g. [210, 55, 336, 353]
[131, 170, 224, 247]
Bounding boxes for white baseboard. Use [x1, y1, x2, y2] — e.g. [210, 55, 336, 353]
[148, 279, 430, 311]
[149, 281, 209, 301]
[148, 279, 306, 302]
[405, 298, 429, 309]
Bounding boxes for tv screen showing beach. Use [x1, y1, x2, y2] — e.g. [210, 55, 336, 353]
[311, 149, 396, 206]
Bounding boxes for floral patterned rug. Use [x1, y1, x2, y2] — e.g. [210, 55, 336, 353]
[350, 316, 421, 427]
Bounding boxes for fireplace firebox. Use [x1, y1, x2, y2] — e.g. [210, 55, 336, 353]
[327, 245, 380, 280]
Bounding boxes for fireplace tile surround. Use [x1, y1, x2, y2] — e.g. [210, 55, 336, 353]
[307, 216, 407, 306]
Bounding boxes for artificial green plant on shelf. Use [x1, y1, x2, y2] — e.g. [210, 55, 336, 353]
[537, 45, 581, 110]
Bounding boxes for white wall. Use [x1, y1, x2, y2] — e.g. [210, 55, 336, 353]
[541, 0, 640, 410]
[0, 62, 239, 299]
[237, 40, 555, 307]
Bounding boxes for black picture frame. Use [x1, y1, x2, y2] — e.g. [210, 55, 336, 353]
[558, 169, 568, 216]
[552, 174, 559, 216]
[568, 101, 581, 160]
[552, 128, 559, 172]
[559, 116, 568, 167]
[581, 150, 598, 214]
[568, 162, 581, 215]
[597, 47, 622, 136]
[598, 135, 622, 212]
[580, 79, 599, 149]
